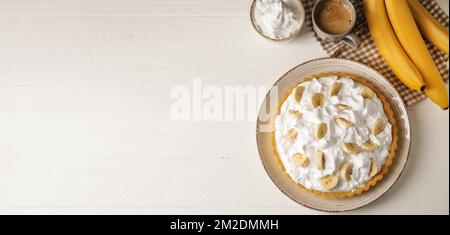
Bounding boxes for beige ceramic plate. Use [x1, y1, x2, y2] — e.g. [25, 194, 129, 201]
[256, 58, 411, 212]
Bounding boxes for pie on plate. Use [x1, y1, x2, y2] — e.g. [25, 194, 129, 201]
[272, 73, 398, 199]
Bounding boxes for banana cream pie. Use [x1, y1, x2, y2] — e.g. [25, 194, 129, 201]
[273, 73, 398, 198]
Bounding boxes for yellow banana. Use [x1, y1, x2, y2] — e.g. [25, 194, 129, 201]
[385, 0, 449, 110]
[407, 0, 449, 54]
[363, 0, 425, 92]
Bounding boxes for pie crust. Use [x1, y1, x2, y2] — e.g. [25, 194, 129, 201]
[272, 73, 399, 199]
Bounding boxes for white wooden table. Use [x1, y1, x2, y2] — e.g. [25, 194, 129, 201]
[0, 0, 448, 215]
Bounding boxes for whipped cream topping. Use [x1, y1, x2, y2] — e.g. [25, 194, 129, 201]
[274, 76, 393, 192]
[253, 0, 303, 40]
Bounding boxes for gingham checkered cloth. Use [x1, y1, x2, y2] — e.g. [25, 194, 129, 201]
[303, 0, 449, 106]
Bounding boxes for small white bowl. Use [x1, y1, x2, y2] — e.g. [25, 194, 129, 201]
[250, 0, 306, 42]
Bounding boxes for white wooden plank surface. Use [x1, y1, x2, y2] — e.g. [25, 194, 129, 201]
[0, 0, 448, 215]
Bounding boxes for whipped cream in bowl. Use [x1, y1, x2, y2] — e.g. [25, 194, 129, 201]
[250, 0, 305, 41]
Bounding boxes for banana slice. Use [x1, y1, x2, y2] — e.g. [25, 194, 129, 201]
[315, 123, 328, 140]
[315, 151, 325, 170]
[340, 162, 353, 182]
[342, 143, 361, 155]
[369, 158, 378, 177]
[372, 119, 386, 136]
[360, 87, 375, 99]
[284, 128, 298, 143]
[292, 153, 310, 167]
[288, 110, 301, 119]
[311, 93, 325, 108]
[336, 118, 353, 128]
[336, 104, 352, 111]
[362, 139, 379, 151]
[329, 82, 341, 96]
[320, 175, 339, 190]
[294, 86, 305, 103]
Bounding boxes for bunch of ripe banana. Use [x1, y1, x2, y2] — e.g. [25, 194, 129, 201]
[364, 0, 449, 110]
